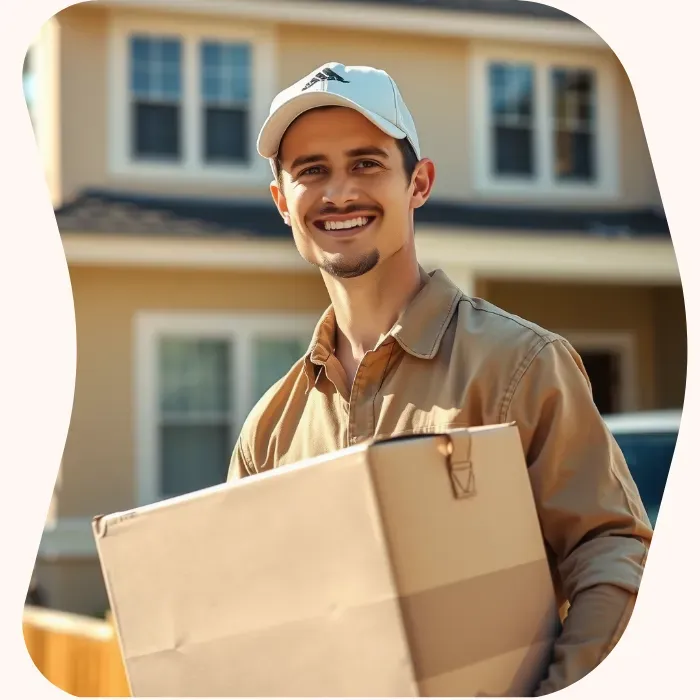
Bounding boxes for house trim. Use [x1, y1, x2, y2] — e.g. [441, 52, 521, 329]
[106, 12, 277, 185]
[468, 40, 620, 202]
[133, 311, 319, 506]
[97, 0, 605, 48]
[558, 330, 639, 413]
[62, 230, 681, 285]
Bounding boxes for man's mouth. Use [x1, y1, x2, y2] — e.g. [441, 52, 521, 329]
[314, 216, 376, 232]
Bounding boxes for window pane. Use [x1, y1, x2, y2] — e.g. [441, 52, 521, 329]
[130, 35, 182, 100]
[253, 338, 307, 401]
[200, 41, 251, 103]
[131, 68, 151, 97]
[159, 338, 230, 414]
[131, 36, 151, 64]
[489, 63, 533, 119]
[133, 103, 180, 158]
[205, 107, 249, 162]
[222, 44, 251, 102]
[162, 66, 181, 100]
[161, 39, 181, 65]
[555, 130, 595, 181]
[489, 62, 534, 177]
[494, 126, 533, 176]
[202, 42, 221, 71]
[160, 424, 230, 497]
[202, 74, 220, 102]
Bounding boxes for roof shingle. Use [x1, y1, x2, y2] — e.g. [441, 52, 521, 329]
[56, 189, 669, 240]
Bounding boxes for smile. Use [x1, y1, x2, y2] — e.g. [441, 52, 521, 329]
[314, 216, 376, 233]
[324, 216, 369, 231]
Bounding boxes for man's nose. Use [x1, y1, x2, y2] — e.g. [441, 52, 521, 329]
[321, 173, 359, 208]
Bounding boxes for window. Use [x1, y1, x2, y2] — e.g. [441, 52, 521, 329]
[130, 36, 182, 160]
[158, 337, 231, 496]
[136, 313, 317, 505]
[109, 16, 276, 182]
[471, 44, 618, 199]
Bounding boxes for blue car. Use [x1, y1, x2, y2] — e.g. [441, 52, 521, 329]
[603, 409, 681, 528]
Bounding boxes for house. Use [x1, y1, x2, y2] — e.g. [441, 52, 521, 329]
[25, 0, 683, 616]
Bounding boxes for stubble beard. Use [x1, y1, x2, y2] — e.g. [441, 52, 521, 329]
[317, 249, 381, 279]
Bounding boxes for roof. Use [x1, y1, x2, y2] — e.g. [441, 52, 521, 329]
[324, 0, 578, 22]
[56, 189, 670, 240]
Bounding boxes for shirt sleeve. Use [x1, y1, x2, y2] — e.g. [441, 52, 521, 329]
[227, 435, 254, 482]
[503, 337, 653, 696]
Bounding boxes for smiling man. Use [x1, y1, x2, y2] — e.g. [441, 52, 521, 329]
[227, 63, 652, 696]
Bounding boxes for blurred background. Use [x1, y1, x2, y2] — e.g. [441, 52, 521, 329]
[22, 0, 684, 694]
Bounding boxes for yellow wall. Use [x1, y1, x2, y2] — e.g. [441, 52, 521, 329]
[61, 265, 329, 520]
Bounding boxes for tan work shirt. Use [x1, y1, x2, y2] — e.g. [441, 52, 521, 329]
[228, 267, 653, 696]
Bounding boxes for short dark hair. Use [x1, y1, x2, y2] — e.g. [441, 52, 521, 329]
[274, 130, 419, 188]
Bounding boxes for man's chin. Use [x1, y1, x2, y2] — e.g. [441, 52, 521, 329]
[318, 250, 380, 279]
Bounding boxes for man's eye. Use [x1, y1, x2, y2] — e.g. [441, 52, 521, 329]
[355, 160, 380, 170]
[299, 165, 324, 177]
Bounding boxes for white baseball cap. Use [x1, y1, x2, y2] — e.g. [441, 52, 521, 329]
[257, 62, 421, 172]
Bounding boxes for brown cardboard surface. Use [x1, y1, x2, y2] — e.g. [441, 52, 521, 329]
[94, 423, 558, 697]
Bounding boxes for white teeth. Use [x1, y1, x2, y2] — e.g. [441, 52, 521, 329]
[324, 217, 370, 231]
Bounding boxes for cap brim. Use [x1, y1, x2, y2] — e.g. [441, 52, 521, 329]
[257, 91, 407, 160]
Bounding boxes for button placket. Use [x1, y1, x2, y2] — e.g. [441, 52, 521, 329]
[348, 349, 387, 446]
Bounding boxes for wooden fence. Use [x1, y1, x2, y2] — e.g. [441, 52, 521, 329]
[22, 606, 130, 697]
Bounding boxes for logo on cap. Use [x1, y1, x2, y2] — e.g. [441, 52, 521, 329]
[302, 67, 351, 91]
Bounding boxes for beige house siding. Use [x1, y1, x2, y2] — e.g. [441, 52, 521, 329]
[58, 4, 111, 203]
[53, 5, 661, 210]
[616, 58, 663, 208]
[481, 280, 659, 410]
[60, 265, 329, 520]
[651, 285, 686, 409]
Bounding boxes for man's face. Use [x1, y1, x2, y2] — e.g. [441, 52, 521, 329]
[271, 107, 432, 279]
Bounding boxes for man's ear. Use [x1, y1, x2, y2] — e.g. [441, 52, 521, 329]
[270, 179, 291, 226]
[409, 158, 436, 210]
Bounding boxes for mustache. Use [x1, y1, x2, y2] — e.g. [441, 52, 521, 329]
[316, 203, 383, 217]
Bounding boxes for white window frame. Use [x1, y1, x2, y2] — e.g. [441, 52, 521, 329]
[134, 311, 319, 506]
[469, 42, 620, 201]
[558, 330, 638, 413]
[107, 13, 277, 185]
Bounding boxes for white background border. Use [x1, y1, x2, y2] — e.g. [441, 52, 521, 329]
[1, 0, 696, 697]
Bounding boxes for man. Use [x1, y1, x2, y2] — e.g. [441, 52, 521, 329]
[228, 62, 652, 696]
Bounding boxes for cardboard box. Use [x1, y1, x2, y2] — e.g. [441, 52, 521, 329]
[94, 423, 559, 697]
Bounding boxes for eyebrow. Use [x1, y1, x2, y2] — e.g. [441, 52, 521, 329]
[289, 146, 391, 171]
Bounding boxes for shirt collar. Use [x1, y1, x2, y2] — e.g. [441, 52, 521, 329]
[388, 267, 464, 359]
[302, 267, 464, 389]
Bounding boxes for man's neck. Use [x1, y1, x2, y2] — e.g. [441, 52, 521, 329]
[321, 249, 424, 385]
